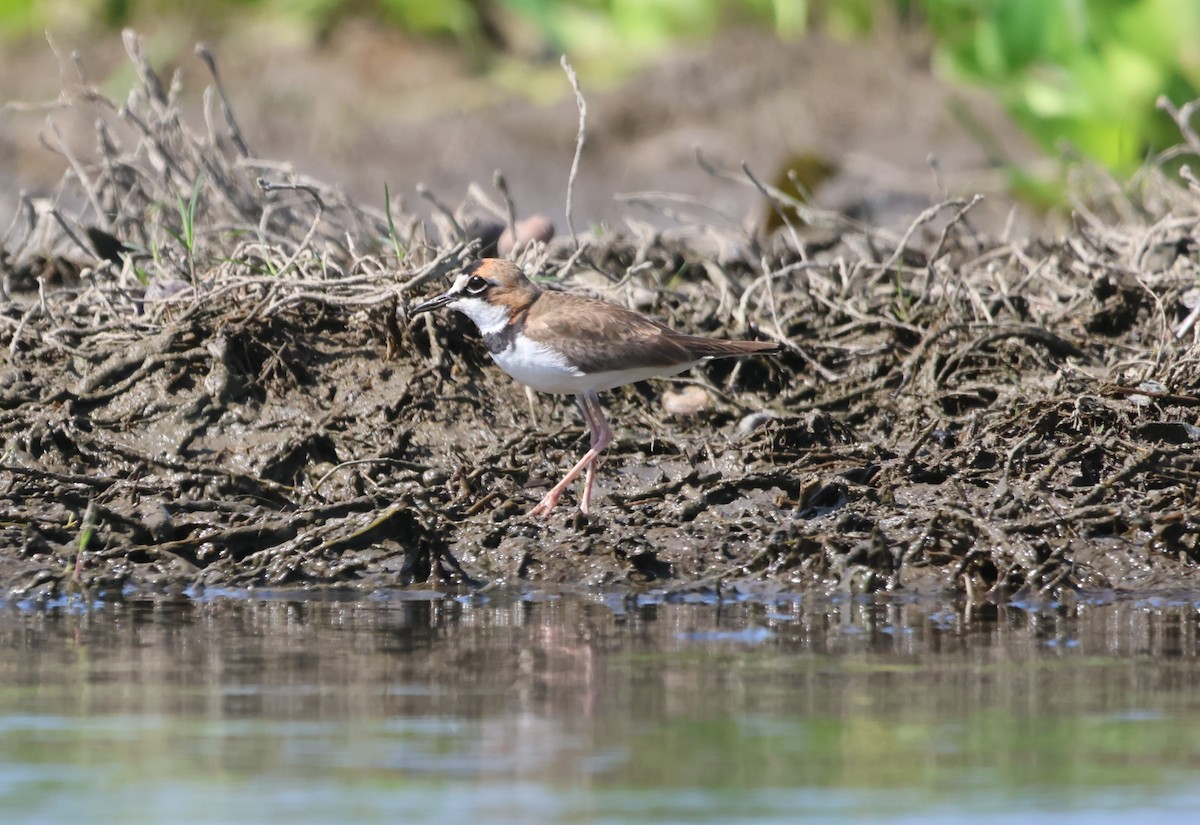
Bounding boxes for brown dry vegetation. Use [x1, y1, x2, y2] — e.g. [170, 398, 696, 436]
[3, 33, 1200, 603]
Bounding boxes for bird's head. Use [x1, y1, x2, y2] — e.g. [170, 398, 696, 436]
[411, 259, 537, 335]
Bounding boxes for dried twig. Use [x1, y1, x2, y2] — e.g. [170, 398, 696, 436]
[195, 42, 251, 157]
[741, 160, 805, 261]
[493, 170, 518, 257]
[561, 55, 587, 248]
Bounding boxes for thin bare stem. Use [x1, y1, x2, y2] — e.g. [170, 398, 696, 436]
[561, 55, 587, 248]
[493, 170, 518, 258]
[195, 42, 251, 157]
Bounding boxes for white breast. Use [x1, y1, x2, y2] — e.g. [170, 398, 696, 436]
[452, 295, 701, 395]
[492, 336, 588, 395]
[493, 339, 701, 395]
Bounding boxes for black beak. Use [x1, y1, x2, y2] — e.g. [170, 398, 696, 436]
[411, 292, 453, 315]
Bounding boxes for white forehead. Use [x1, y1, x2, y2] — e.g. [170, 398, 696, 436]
[449, 272, 473, 293]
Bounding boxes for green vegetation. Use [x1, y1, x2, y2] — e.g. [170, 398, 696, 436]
[1, 0, 1198, 178]
[167, 174, 204, 284]
[0, 0, 867, 49]
[384, 183, 405, 263]
[922, 0, 1200, 174]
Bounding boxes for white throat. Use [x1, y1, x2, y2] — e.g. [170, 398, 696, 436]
[451, 296, 509, 336]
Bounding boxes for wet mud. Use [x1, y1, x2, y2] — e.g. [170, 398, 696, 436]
[3, 33, 1200, 602]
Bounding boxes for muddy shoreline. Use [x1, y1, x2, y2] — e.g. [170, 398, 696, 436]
[3, 33, 1200, 603]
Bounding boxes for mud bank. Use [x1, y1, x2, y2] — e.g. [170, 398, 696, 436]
[2, 33, 1199, 602]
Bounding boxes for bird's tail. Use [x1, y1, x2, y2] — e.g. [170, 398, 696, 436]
[685, 337, 783, 359]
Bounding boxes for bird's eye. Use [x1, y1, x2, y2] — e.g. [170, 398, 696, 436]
[466, 276, 488, 294]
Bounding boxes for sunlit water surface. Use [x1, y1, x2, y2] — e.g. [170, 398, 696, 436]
[2, 590, 1199, 824]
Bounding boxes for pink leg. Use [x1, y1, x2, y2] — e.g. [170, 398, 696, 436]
[577, 393, 608, 514]
[530, 393, 613, 517]
[581, 460, 597, 515]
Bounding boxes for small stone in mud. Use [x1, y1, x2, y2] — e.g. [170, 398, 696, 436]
[464, 219, 505, 257]
[663, 385, 711, 416]
[144, 278, 190, 302]
[931, 428, 956, 448]
[736, 410, 778, 435]
[498, 215, 554, 257]
[421, 468, 449, 487]
[141, 502, 174, 542]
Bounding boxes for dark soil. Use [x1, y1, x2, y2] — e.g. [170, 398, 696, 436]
[3, 32, 1200, 603]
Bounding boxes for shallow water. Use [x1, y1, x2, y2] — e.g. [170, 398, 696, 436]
[2, 590, 1199, 824]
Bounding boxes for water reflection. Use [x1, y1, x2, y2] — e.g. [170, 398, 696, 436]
[2, 592, 1199, 823]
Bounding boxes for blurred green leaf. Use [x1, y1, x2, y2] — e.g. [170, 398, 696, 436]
[0, 0, 42, 39]
[3, 0, 1197, 184]
[379, 0, 477, 37]
[924, 0, 1200, 174]
[611, 0, 719, 48]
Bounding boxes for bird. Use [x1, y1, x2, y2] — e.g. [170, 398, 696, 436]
[411, 259, 781, 517]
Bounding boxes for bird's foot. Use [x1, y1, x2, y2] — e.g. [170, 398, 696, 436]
[528, 490, 562, 518]
[529, 448, 602, 518]
[530, 490, 595, 519]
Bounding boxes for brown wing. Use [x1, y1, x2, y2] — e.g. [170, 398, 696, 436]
[525, 291, 779, 375]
